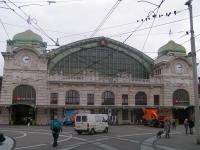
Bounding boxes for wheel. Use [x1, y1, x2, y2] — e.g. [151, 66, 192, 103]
[77, 131, 82, 135]
[104, 127, 108, 133]
[90, 128, 95, 135]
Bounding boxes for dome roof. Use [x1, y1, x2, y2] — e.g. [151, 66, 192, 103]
[13, 30, 43, 42]
[158, 40, 186, 57]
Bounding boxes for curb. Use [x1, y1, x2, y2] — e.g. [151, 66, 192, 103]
[0, 136, 15, 150]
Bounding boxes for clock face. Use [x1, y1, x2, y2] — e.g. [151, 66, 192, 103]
[175, 63, 183, 73]
[22, 55, 31, 64]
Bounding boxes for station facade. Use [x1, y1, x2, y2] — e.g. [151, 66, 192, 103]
[0, 30, 195, 125]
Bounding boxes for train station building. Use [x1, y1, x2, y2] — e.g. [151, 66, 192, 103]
[0, 30, 195, 125]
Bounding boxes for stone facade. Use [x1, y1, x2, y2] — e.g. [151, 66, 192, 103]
[0, 31, 195, 125]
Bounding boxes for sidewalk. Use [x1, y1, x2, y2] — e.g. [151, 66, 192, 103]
[154, 126, 200, 150]
[0, 136, 15, 150]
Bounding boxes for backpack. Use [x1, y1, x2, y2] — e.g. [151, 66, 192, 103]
[52, 120, 61, 132]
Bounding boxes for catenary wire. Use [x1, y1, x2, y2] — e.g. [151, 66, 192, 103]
[90, 0, 122, 37]
[0, 18, 10, 39]
[5, 0, 58, 45]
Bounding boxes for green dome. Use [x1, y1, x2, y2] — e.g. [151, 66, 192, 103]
[13, 30, 43, 42]
[158, 40, 186, 57]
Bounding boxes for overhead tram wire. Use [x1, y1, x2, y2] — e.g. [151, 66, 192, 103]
[109, 14, 200, 38]
[123, 0, 165, 43]
[5, 0, 59, 46]
[0, 18, 10, 39]
[90, 0, 122, 37]
[141, 8, 160, 51]
[58, 7, 189, 39]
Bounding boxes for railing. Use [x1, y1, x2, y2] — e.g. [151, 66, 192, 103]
[87, 102, 94, 105]
[102, 101, 115, 105]
[48, 74, 162, 85]
[50, 100, 58, 105]
[65, 100, 79, 105]
[122, 102, 128, 105]
[13, 100, 35, 105]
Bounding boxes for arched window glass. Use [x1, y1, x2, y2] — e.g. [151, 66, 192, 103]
[65, 90, 80, 105]
[102, 91, 115, 105]
[50, 48, 150, 79]
[173, 89, 189, 106]
[135, 92, 147, 105]
[13, 85, 36, 105]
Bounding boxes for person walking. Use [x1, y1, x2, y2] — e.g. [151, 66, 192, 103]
[184, 118, 189, 134]
[188, 119, 194, 134]
[164, 119, 171, 138]
[172, 119, 176, 129]
[50, 115, 62, 147]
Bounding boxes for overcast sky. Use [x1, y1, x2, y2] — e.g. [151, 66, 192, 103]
[0, 0, 200, 76]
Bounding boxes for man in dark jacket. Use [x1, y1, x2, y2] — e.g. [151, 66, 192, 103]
[189, 119, 194, 134]
[50, 115, 62, 147]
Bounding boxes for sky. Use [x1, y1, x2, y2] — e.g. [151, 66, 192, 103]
[0, 0, 200, 76]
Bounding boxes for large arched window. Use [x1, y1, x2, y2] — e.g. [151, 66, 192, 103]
[65, 90, 80, 105]
[135, 92, 147, 105]
[102, 91, 115, 105]
[173, 89, 189, 106]
[50, 47, 150, 79]
[13, 85, 36, 105]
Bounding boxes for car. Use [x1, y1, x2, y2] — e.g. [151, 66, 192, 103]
[74, 114, 109, 135]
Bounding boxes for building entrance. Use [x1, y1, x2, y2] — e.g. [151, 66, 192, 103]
[11, 105, 35, 125]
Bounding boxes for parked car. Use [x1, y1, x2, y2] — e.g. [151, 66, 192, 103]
[74, 114, 109, 135]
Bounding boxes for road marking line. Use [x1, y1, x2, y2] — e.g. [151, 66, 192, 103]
[156, 145, 180, 150]
[114, 137, 140, 143]
[94, 142, 120, 150]
[141, 144, 154, 150]
[15, 144, 47, 149]
[15, 133, 27, 139]
[116, 132, 154, 138]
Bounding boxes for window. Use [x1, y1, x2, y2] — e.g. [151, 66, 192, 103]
[173, 89, 189, 106]
[87, 94, 94, 105]
[82, 116, 87, 122]
[76, 116, 81, 122]
[122, 109, 129, 120]
[12, 85, 36, 105]
[102, 91, 115, 105]
[135, 92, 147, 105]
[154, 95, 159, 105]
[50, 47, 150, 79]
[122, 94, 128, 105]
[50, 93, 58, 104]
[65, 90, 80, 105]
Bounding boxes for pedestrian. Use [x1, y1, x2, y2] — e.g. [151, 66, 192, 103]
[27, 117, 31, 126]
[184, 118, 189, 134]
[50, 115, 62, 147]
[188, 119, 194, 134]
[164, 119, 171, 138]
[172, 119, 176, 129]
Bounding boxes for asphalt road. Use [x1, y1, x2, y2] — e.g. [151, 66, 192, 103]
[0, 125, 198, 150]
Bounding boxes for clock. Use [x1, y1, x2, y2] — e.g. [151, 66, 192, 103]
[175, 63, 183, 73]
[22, 55, 31, 64]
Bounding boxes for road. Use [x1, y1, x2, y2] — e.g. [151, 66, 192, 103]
[0, 125, 198, 150]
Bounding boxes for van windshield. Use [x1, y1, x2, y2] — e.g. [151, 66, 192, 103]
[82, 116, 87, 122]
[76, 116, 81, 122]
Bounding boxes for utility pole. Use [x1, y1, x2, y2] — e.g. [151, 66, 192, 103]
[185, 0, 200, 144]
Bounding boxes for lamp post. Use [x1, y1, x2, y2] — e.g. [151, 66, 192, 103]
[185, 0, 200, 144]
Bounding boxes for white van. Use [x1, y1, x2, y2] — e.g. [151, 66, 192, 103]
[74, 114, 109, 135]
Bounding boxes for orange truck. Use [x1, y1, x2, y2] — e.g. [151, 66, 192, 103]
[143, 108, 172, 127]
